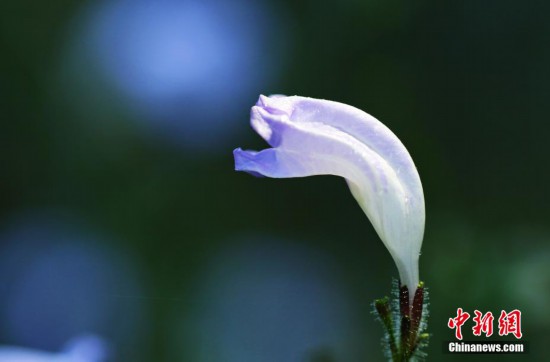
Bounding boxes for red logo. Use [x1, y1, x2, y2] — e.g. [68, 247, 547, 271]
[472, 310, 494, 337]
[448, 308, 522, 340]
[448, 308, 470, 340]
[498, 310, 522, 339]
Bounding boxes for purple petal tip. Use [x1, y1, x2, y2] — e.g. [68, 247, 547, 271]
[233, 148, 265, 177]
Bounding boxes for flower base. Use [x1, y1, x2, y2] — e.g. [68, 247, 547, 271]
[373, 279, 430, 361]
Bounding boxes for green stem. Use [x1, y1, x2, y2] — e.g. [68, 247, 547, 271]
[374, 280, 430, 361]
[374, 297, 399, 361]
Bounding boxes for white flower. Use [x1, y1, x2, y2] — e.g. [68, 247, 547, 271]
[234, 95, 425, 295]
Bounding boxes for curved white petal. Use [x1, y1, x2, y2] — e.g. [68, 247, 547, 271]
[234, 95, 425, 295]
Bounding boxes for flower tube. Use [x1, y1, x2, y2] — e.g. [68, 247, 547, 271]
[234, 95, 425, 296]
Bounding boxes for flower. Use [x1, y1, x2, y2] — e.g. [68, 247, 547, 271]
[233, 95, 425, 296]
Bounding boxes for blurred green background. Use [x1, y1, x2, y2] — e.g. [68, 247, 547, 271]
[1, 0, 549, 361]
